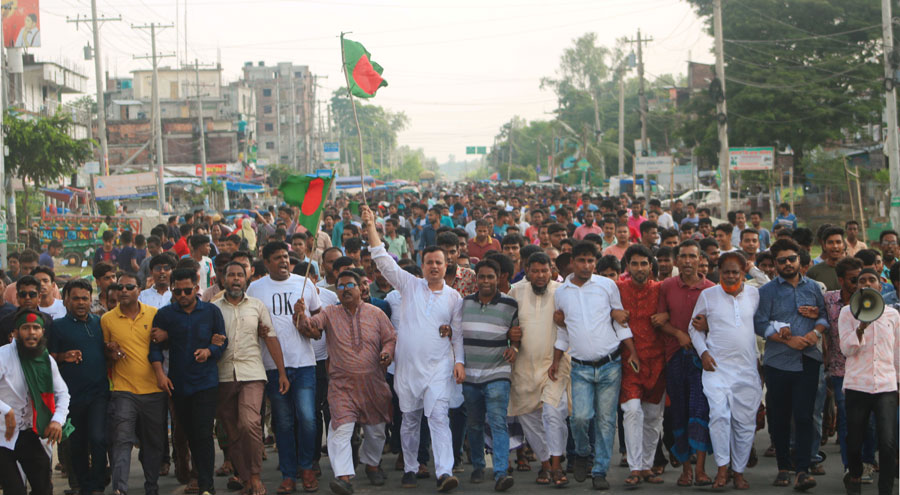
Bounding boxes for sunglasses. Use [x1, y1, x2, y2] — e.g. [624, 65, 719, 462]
[17, 290, 38, 299]
[110, 284, 138, 291]
[172, 288, 195, 296]
[336, 282, 358, 290]
[775, 255, 799, 265]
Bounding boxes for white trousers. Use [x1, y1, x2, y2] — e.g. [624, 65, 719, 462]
[518, 394, 569, 462]
[621, 397, 665, 471]
[401, 398, 453, 477]
[704, 375, 761, 472]
[327, 421, 386, 478]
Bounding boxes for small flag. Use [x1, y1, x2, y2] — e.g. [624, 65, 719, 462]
[342, 36, 388, 98]
[280, 175, 333, 234]
[349, 201, 360, 217]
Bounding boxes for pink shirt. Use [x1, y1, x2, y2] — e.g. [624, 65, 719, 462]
[602, 244, 628, 260]
[627, 215, 647, 234]
[838, 305, 900, 394]
[573, 223, 602, 240]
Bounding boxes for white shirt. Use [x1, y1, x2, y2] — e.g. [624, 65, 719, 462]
[0, 344, 70, 449]
[384, 289, 403, 375]
[248, 274, 321, 370]
[689, 284, 760, 374]
[465, 220, 478, 241]
[138, 287, 172, 309]
[312, 288, 339, 361]
[197, 256, 215, 292]
[657, 211, 675, 230]
[40, 299, 67, 320]
[371, 243, 464, 415]
[554, 274, 632, 361]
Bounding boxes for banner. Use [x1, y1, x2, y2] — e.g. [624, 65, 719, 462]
[3, 0, 40, 48]
[195, 163, 227, 176]
[634, 156, 673, 175]
[324, 142, 340, 163]
[729, 147, 775, 171]
[93, 172, 158, 200]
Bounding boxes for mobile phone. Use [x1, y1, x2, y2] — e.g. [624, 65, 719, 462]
[629, 361, 639, 372]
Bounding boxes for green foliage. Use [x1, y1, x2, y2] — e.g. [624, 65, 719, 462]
[330, 90, 408, 174]
[394, 146, 438, 182]
[97, 200, 116, 217]
[266, 163, 294, 189]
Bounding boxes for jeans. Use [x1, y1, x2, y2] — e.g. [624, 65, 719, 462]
[463, 380, 511, 478]
[173, 387, 218, 493]
[266, 366, 316, 479]
[764, 357, 820, 473]
[68, 396, 108, 494]
[570, 359, 621, 477]
[828, 376, 877, 468]
[845, 389, 898, 495]
[810, 365, 826, 461]
[313, 360, 329, 463]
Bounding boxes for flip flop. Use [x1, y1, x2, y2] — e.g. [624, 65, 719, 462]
[624, 474, 642, 488]
[694, 473, 713, 486]
[550, 469, 569, 488]
[677, 471, 693, 487]
[535, 470, 551, 485]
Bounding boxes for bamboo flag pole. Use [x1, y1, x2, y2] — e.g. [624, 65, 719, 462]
[340, 32, 367, 202]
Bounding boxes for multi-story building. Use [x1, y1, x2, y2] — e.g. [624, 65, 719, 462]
[15, 54, 90, 139]
[242, 61, 316, 171]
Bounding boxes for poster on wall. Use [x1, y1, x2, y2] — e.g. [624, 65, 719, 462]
[2, 0, 40, 48]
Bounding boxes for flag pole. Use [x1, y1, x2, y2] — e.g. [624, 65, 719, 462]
[340, 32, 367, 203]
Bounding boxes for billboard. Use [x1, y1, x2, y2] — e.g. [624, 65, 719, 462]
[324, 142, 340, 163]
[2, 0, 40, 48]
[93, 172, 158, 200]
[195, 163, 227, 176]
[634, 156, 673, 175]
[729, 147, 775, 171]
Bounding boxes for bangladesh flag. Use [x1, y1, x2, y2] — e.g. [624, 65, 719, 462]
[342, 36, 387, 98]
[280, 175, 334, 234]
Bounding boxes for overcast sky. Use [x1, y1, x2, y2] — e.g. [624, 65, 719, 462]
[38, 0, 714, 163]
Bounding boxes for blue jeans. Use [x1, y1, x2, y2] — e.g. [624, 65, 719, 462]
[570, 360, 621, 477]
[266, 366, 316, 479]
[811, 365, 826, 461]
[69, 396, 108, 494]
[463, 380, 510, 478]
[829, 376, 876, 468]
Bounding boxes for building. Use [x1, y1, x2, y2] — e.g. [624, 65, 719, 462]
[242, 61, 317, 171]
[15, 55, 90, 139]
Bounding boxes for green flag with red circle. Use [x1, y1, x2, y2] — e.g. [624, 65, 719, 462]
[342, 36, 387, 98]
[279, 175, 333, 234]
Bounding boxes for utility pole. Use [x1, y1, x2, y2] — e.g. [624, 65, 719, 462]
[628, 30, 653, 196]
[191, 59, 211, 186]
[507, 119, 514, 181]
[68, 9, 121, 176]
[133, 23, 174, 212]
[713, 0, 731, 214]
[882, 0, 900, 228]
[618, 70, 625, 177]
[0, 17, 6, 260]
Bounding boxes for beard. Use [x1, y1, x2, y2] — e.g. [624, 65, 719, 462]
[530, 282, 548, 295]
[15, 335, 47, 359]
[226, 288, 244, 299]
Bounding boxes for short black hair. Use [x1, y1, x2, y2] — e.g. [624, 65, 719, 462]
[149, 253, 175, 271]
[333, 256, 356, 273]
[740, 228, 759, 242]
[436, 231, 459, 248]
[623, 244, 653, 265]
[639, 220, 658, 235]
[880, 229, 899, 243]
[715, 223, 734, 235]
[48, 239, 63, 249]
[120, 231, 133, 244]
[571, 241, 598, 259]
[769, 238, 802, 259]
[855, 249, 882, 267]
[262, 241, 289, 260]
[31, 266, 55, 282]
[791, 227, 814, 247]
[474, 258, 501, 277]
[421, 245, 447, 263]
[189, 234, 210, 250]
[93, 261, 116, 280]
[16, 275, 40, 291]
[336, 270, 361, 284]
[172, 268, 199, 284]
[520, 244, 542, 263]
[344, 237, 363, 253]
[674, 239, 700, 257]
[820, 226, 845, 243]
[62, 278, 93, 298]
[596, 255, 621, 274]
[102, 230, 116, 242]
[525, 252, 551, 269]
[836, 257, 863, 279]
[117, 271, 140, 285]
[485, 252, 515, 278]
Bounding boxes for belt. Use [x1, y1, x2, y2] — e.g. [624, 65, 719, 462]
[571, 349, 622, 368]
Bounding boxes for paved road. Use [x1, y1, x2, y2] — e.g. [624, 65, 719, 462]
[44, 430, 877, 495]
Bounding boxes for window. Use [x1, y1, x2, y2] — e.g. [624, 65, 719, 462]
[264, 123, 274, 132]
[262, 88, 272, 97]
[263, 105, 272, 114]
[265, 142, 275, 150]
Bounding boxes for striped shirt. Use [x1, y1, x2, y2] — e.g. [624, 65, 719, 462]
[461, 292, 519, 384]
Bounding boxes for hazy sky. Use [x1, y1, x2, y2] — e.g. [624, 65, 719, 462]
[38, 0, 714, 163]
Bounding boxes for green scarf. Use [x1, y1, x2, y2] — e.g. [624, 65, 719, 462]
[18, 346, 74, 440]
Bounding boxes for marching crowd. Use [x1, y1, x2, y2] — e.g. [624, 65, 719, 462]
[0, 184, 897, 495]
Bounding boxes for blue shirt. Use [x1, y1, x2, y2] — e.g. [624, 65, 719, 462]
[420, 224, 438, 250]
[757, 227, 771, 249]
[149, 300, 227, 396]
[49, 313, 107, 405]
[775, 213, 798, 230]
[754, 275, 827, 372]
[38, 251, 54, 268]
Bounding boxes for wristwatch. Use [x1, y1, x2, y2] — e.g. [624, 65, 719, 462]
[813, 329, 822, 340]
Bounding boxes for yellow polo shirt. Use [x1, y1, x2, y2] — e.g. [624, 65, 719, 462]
[101, 302, 162, 395]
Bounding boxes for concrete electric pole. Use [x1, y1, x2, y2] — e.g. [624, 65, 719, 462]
[628, 30, 653, 197]
[713, 0, 731, 214]
[132, 23, 174, 212]
[67, 6, 121, 176]
[881, 0, 900, 229]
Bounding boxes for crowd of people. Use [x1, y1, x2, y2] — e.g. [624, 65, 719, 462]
[0, 183, 896, 495]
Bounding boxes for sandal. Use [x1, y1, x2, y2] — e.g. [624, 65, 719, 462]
[550, 469, 569, 488]
[227, 476, 244, 491]
[516, 458, 532, 471]
[794, 472, 816, 491]
[651, 464, 665, 476]
[677, 470, 693, 487]
[535, 470, 551, 485]
[773, 470, 791, 487]
[301, 469, 318, 492]
[276, 478, 296, 494]
[159, 462, 170, 476]
[642, 473, 663, 484]
[733, 474, 750, 490]
[624, 474, 642, 488]
[216, 464, 234, 477]
[694, 472, 713, 486]
[712, 471, 728, 490]
[185, 479, 200, 494]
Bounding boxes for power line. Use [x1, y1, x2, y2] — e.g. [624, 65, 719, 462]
[724, 24, 881, 44]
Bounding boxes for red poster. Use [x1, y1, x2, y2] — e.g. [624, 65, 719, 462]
[2, 0, 40, 48]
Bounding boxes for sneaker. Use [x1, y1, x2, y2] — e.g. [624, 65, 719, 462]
[401, 471, 417, 488]
[573, 456, 590, 483]
[494, 475, 514, 492]
[330, 479, 354, 495]
[470, 468, 485, 484]
[860, 464, 874, 484]
[436, 474, 459, 492]
[366, 468, 386, 486]
[592, 475, 610, 490]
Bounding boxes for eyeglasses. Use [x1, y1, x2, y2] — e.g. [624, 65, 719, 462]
[776, 255, 799, 264]
[882, 241, 899, 246]
[110, 284, 138, 291]
[17, 290, 38, 298]
[171, 288, 194, 296]
[336, 282, 358, 290]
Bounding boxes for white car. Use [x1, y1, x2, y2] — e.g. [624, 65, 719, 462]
[661, 188, 719, 209]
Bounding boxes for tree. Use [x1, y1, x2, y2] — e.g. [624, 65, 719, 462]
[330, 90, 409, 175]
[4, 111, 93, 229]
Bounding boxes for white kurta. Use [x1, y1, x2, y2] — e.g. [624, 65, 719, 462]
[689, 284, 762, 471]
[0, 344, 70, 450]
[371, 244, 464, 416]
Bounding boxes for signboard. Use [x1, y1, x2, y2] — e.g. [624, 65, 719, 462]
[324, 142, 340, 163]
[577, 159, 590, 171]
[729, 147, 775, 171]
[476, 146, 487, 154]
[0, 211, 7, 244]
[93, 172, 158, 200]
[466, 146, 476, 155]
[635, 139, 651, 156]
[3, 0, 40, 48]
[195, 163, 227, 176]
[634, 156, 673, 175]
[83, 161, 100, 174]
[315, 168, 334, 178]
[466, 146, 488, 155]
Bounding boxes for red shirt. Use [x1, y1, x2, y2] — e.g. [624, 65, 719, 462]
[173, 237, 190, 258]
[617, 279, 666, 402]
[657, 275, 715, 361]
[467, 237, 501, 262]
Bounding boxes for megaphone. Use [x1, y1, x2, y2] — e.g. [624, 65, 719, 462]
[849, 287, 885, 323]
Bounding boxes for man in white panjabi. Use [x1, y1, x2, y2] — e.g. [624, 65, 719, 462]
[508, 252, 570, 487]
[689, 251, 761, 490]
[361, 205, 465, 493]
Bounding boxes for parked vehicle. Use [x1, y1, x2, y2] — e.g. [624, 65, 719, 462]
[36, 213, 141, 266]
